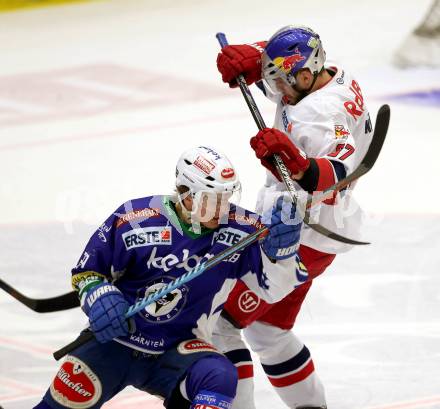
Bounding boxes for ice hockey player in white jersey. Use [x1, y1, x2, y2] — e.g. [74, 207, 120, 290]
[33, 145, 306, 409]
[214, 26, 374, 408]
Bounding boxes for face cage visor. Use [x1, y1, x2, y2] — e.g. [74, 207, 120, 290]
[261, 53, 300, 95]
[179, 183, 242, 225]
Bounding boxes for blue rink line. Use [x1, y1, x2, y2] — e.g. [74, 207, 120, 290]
[384, 89, 440, 107]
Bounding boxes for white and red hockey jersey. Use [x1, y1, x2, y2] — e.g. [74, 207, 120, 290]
[257, 65, 373, 254]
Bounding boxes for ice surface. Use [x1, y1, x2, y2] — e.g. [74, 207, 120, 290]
[0, 0, 439, 408]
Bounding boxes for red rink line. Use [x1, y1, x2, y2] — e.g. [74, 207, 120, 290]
[0, 111, 247, 152]
[364, 395, 440, 409]
[0, 377, 41, 403]
[0, 391, 41, 404]
[0, 336, 53, 356]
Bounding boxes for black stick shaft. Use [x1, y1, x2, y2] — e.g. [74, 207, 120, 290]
[215, 32, 369, 246]
[53, 330, 94, 360]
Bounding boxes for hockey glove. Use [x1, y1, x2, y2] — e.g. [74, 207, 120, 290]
[217, 42, 266, 87]
[261, 195, 302, 260]
[250, 127, 310, 181]
[83, 283, 130, 343]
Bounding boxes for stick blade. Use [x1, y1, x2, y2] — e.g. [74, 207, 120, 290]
[0, 278, 79, 313]
[362, 104, 390, 170]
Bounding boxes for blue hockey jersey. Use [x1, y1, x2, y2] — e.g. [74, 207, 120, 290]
[71, 195, 306, 354]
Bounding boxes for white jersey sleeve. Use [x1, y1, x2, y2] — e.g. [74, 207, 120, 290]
[257, 66, 373, 254]
[240, 249, 307, 304]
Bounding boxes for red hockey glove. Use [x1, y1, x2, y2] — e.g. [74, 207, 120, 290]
[250, 128, 310, 181]
[217, 42, 266, 88]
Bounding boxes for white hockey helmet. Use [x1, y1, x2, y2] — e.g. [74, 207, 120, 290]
[175, 146, 241, 202]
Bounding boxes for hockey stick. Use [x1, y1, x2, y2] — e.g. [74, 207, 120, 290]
[53, 225, 268, 360]
[1, 57, 389, 320]
[53, 104, 389, 360]
[14, 103, 387, 356]
[0, 278, 79, 312]
[216, 32, 369, 246]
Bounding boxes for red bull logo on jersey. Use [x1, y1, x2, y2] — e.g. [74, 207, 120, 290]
[334, 124, 351, 140]
[273, 49, 306, 74]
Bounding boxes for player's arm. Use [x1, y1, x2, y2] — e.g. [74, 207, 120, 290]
[71, 210, 118, 301]
[250, 127, 350, 205]
[71, 203, 131, 343]
[240, 195, 306, 304]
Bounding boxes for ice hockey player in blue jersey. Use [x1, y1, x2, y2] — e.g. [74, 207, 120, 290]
[33, 145, 306, 409]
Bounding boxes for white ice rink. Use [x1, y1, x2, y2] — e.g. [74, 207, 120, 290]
[1, 0, 440, 408]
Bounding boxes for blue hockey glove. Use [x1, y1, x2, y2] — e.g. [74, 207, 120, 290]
[261, 195, 302, 260]
[83, 283, 130, 343]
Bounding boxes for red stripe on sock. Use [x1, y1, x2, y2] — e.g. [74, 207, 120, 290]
[267, 360, 315, 388]
[237, 364, 254, 380]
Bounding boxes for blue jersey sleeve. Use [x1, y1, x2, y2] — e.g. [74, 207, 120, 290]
[71, 202, 131, 299]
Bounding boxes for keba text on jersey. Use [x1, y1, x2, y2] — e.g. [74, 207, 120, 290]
[146, 247, 214, 273]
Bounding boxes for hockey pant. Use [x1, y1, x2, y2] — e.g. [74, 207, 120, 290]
[33, 337, 237, 409]
[212, 245, 335, 409]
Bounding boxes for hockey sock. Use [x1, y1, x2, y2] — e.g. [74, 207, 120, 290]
[261, 345, 326, 408]
[183, 355, 237, 408]
[225, 348, 256, 409]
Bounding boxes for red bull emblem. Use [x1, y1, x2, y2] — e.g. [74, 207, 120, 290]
[334, 125, 350, 139]
[273, 48, 306, 74]
[221, 168, 235, 179]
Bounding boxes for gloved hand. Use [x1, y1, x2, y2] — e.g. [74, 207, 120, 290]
[83, 283, 130, 343]
[261, 195, 302, 260]
[250, 127, 310, 181]
[217, 42, 266, 87]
